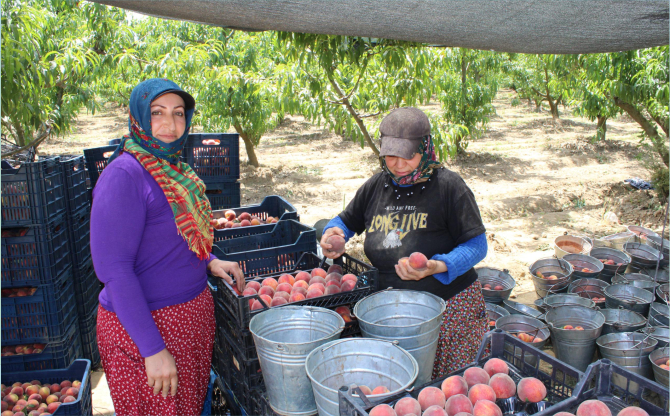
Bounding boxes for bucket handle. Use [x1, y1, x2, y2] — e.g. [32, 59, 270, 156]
[321, 339, 400, 352]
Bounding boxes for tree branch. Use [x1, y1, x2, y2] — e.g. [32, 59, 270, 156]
[613, 96, 669, 167]
[1, 125, 52, 159]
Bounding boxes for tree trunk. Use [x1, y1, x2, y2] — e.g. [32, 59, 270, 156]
[614, 97, 669, 167]
[326, 72, 379, 156]
[233, 122, 260, 167]
[596, 115, 607, 141]
[533, 99, 542, 112]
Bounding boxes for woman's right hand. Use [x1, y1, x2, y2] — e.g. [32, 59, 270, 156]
[145, 348, 178, 397]
[320, 227, 346, 259]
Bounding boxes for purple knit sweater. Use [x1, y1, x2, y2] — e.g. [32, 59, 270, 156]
[90, 152, 213, 357]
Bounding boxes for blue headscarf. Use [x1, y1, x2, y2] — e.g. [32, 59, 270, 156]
[108, 78, 195, 164]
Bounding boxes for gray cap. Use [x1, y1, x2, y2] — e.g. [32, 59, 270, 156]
[379, 107, 431, 159]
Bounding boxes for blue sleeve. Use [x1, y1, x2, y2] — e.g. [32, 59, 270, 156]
[431, 233, 487, 285]
[323, 216, 356, 242]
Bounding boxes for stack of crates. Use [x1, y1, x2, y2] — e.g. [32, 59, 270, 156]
[59, 155, 101, 368]
[84, 133, 241, 211]
[1, 157, 82, 371]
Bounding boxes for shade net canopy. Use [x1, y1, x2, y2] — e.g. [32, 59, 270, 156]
[93, 0, 668, 54]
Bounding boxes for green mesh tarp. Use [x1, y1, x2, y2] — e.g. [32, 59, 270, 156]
[94, 0, 668, 53]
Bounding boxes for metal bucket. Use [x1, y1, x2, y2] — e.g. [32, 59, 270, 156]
[641, 267, 670, 284]
[486, 302, 510, 329]
[641, 235, 670, 267]
[627, 225, 660, 243]
[647, 326, 669, 347]
[612, 273, 660, 293]
[563, 254, 604, 279]
[600, 307, 647, 335]
[354, 289, 445, 386]
[594, 231, 636, 251]
[305, 338, 418, 416]
[496, 315, 549, 366]
[623, 242, 662, 269]
[545, 305, 605, 371]
[542, 293, 595, 310]
[656, 283, 669, 303]
[529, 258, 574, 297]
[649, 347, 669, 386]
[649, 302, 669, 327]
[249, 306, 345, 416]
[590, 247, 631, 282]
[596, 332, 658, 393]
[476, 267, 516, 304]
[534, 298, 548, 313]
[567, 278, 608, 306]
[604, 284, 654, 316]
[502, 300, 545, 320]
[554, 235, 592, 258]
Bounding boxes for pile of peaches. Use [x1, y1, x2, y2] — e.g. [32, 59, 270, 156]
[1, 344, 46, 357]
[1, 288, 37, 298]
[1, 379, 81, 416]
[211, 210, 278, 229]
[237, 264, 359, 310]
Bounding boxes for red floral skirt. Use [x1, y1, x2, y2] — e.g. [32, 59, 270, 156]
[97, 288, 215, 416]
[432, 280, 488, 378]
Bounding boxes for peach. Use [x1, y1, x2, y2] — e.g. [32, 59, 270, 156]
[308, 283, 326, 293]
[224, 210, 236, 221]
[291, 286, 307, 296]
[276, 283, 293, 293]
[10, 387, 23, 397]
[262, 278, 278, 290]
[289, 292, 305, 302]
[617, 407, 649, 416]
[575, 326, 584, 330]
[311, 268, 327, 278]
[468, 384, 496, 405]
[326, 280, 341, 288]
[22, 383, 31, 391]
[563, 325, 574, 330]
[258, 286, 275, 297]
[341, 280, 356, 292]
[0, 403, 5, 413]
[5, 394, 18, 406]
[278, 274, 295, 285]
[483, 358, 509, 376]
[372, 386, 390, 395]
[517, 377, 547, 403]
[342, 273, 358, 283]
[327, 264, 343, 275]
[60, 380, 72, 390]
[554, 413, 576, 416]
[62, 395, 76, 403]
[26, 385, 39, 396]
[26, 400, 39, 411]
[326, 273, 342, 282]
[454, 413, 474, 416]
[250, 218, 261, 226]
[11, 406, 24, 414]
[28, 411, 41, 416]
[409, 252, 429, 270]
[259, 294, 273, 306]
[1, 411, 12, 416]
[576, 400, 611, 416]
[28, 394, 42, 403]
[326, 235, 346, 254]
[47, 403, 60, 414]
[295, 271, 311, 283]
[325, 285, 341, 295]
[242, 287, 257, 297]
[293, 280, 309, 290]
[309, 276, 327, 286]
[488, 373, 516, 399]
[274, 291, 290, 301]
[45, 396, 59, 405]
[369, 404, 397, 416]
[472, 400, 502, 416]
[441, 375, 468, 399]
[494, 285, 504, 290]
[358, 385, 372, 396]
[463, 367, 490, 388]
[245, 281, 261, 292]
[422, 405, 448, 416]
[394, 397, 421, 416]
[417, 387, 446, 411]
[445, 394, 474, 416]
[240, 219, 251, 227]
[306, 289, 323, 299]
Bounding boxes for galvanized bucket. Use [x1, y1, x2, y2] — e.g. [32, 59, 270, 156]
[486, 302, 510, 329]
[554, 235, 592, 258]
[354, 289, 445, 386]
[604, 284, 654, 316]
[543, 293, 595, 310]
[600, 307, 647, 335]
[563, 254, 604, 279]
[656, 283, 669, 303]
[502, 300, 545, 320]
[649, 346, 669, 386]
[649, 302, 669, 327]
[647, 325, 669, 347]
[496, 315, 549, 366]
[623, 242, 662, 269]
[627, 225, 660, 243]
[612, 273, 660, 293]
[641, 235, 670, 268]
[590, 247, 631, 282]
[249, 306, 345, 416]
[594, 231, 636, 251]
[567, 278, 608, 306]
[641, 267, 670, 284]
[545, 305, 605, 371]
[529, 258, 574, 297]
[596, 332, 658, 394]
[305, 338, 418, 416]
[476, 267, 516, 304]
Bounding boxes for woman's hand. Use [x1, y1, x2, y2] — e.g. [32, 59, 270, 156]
[320, 227, 346, 259]
[208, 259, 245, 293]
[145, 348, 178, 397]
[395, 258, 447, 281]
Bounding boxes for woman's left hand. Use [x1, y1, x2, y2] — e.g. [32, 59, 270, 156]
[396, 259, 446, 281]
[208, 259, 245, 293]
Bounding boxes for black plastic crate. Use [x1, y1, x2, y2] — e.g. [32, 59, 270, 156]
[1, 267, 78, 344]
[1, 215, 71, 288]
[534, 359, 669, 416]
[1, 156, 67, 226]
[216, 326, 264, 391]
[206, 181, 241, 211]
[73, 259, 102, 319]
[249, 388, 279, 416]
[79, 307, 100, 369]
[182, 133, 240, 184]
[1, 319, 82, 372]
[2, 359, 92, 416]
[217, 252, 378, 329]
[211, 375, 247, 416]
[83, 145, 117, 189]
[59, 155, 90, 215]
[67, 205, 91, 268]
[212, 196, 300, 239]
[338, 330, 585, 416]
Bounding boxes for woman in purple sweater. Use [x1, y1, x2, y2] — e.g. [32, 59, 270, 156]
[91, 78, 243, 416]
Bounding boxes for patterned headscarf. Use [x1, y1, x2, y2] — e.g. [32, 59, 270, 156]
[381, 135, 442, 185]
[108, 79, 214, 260]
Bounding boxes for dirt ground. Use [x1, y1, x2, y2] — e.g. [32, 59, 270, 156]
[36, 89, 668, 414]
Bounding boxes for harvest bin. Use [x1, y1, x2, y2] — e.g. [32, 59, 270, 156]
[82, 145, 116, 189]
[1, 359, 92, 416]
[58, 155, 90, 215]
[338, 330, 584, 416]
[205, 181, 241, 211]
